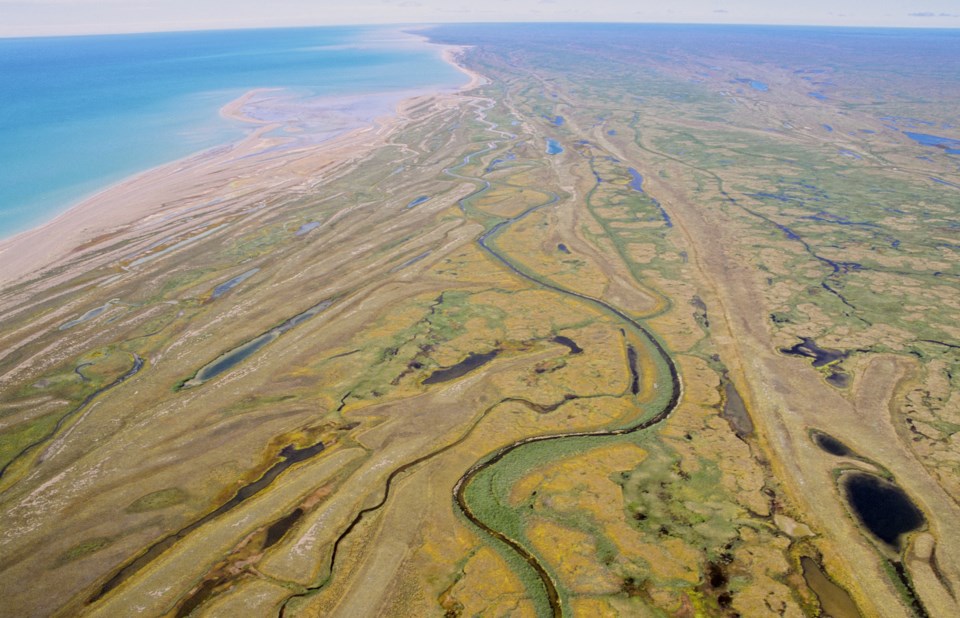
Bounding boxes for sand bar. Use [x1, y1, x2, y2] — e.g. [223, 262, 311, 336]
[0, 42, 478, 291]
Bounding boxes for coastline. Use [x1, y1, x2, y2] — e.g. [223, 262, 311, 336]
[0, 39, 480, 289]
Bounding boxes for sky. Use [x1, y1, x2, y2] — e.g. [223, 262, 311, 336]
[1, 0, 959, 37]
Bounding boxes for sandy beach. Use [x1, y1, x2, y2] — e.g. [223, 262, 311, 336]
[0, 42, 481, 291]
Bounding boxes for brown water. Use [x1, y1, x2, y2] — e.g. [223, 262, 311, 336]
[801, 556, 861, 618]
[721, 378, 753, 437]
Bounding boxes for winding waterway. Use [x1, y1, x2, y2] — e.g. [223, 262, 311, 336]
[0, 353, 143, 485]
[270, 98, 682, 618]
[444, 100, 683, 617]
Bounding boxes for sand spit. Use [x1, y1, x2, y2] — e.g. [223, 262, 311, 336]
[0, 44, 478, 293]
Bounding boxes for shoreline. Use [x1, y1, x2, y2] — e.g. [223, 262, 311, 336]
[0, 38, 481, 288]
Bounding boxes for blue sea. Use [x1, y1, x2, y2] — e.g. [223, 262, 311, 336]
[0, 27, 465, 237]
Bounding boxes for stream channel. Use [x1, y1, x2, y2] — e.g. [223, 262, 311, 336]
[442, 105, 683, 618]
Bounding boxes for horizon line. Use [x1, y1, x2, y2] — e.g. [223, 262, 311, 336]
[3, 19, 960, 40]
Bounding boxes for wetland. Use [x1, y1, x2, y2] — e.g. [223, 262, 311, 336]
[1, 22, 959, 618]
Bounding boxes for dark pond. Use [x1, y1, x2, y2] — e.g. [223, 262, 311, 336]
[264, 507, 305, 549]
[811, 431, 854, 457]
[557, 243, 570, 254]
[842, 472, 924, 548]
[780, 337, 847, 367]
[552, 335, 583, 354]
[626, 344, 641, 395]
[627, 167, 644, 192]
[423, 350, 499, 384]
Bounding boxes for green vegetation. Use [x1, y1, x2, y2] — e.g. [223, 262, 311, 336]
[125, 488, 188, 513]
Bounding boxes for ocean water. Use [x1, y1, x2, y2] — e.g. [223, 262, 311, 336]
[0, 27, 465, 237]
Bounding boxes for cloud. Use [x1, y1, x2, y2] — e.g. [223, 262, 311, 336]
[908, 12, 959, 17]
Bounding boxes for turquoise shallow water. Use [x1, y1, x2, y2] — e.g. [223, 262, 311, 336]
[0, 27, 465, 237]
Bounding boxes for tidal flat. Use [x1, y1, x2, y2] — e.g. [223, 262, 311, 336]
[1, 24, 959, 618]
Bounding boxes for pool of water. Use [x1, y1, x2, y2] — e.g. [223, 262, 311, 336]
[735, 78, 769, 92]
[295, 221, 321, 236]
[842, 472, 924, 548]
[722, 379, 753, 438]
[59, 301, 116, 330]
[423, 350, 499, 384]
[546, 139, 563, 155]
[185, 298, 333, 386]
[801, 557, 861, 618]
[811, 431, 854, 457]
[779, 337, 848, 367]
[552, 335, 583, 354]
[211, 268, 259, 299]
[904, 131, 960, 152]
[406, 196, 430, 209]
